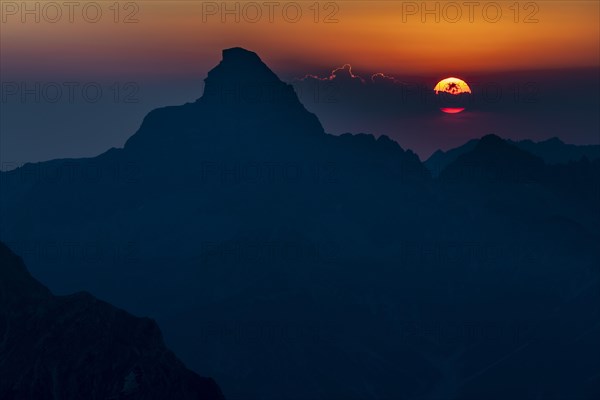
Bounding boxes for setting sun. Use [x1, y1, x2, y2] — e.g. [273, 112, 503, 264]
[434, 77, 472, 114]
[434, 77, 472, 95]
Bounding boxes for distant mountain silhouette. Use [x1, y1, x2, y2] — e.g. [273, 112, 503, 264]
[426, 136, 600, 176]
[1, 48, 599, 400]
[0, 241, 224, 400]
[437, 134, 600, 210]
[439, 134, 546, 183]
[510, 137, 600, 164]
[425, 139, 479, 177]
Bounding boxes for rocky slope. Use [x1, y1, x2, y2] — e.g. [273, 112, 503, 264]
[0, 241, 224, 400]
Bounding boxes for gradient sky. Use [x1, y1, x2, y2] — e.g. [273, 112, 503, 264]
[1, 1, 599, 165]
[2, 1, 598, 77]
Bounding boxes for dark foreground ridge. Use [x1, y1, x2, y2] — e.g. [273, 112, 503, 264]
[0, 242, 224, 400]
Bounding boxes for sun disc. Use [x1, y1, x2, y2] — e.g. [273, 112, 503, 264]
[434, 77, 472, 95]
[434, 77, 472, 114]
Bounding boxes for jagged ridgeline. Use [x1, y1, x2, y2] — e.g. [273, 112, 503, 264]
[1, 48, 599, 400]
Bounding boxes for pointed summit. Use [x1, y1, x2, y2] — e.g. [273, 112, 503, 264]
[220, 47, 276, 78]
[204, 48, 280, 88]
[200, 47, 299, 108]
[124, 48, 324, 153]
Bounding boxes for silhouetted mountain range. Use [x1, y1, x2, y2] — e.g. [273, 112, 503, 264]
[512, 137, 600, 164]
[435, 134, 600, 211]
[427, 136, 600, 176]
[1, 48, 599, 400]
[439, 134, 547, 183]
[0, 241, 224, 400]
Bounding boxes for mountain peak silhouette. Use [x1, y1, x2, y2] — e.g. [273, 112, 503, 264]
[440, 134, 546, 183]
[203, 47, 280, 90]
[427, 135, 600, 176]
[223, 46, 261, 61]
[124, 47, 325, 153]
[475, 133, 506, 149]
[199, 47, 299, 109]
[220, 47, 272, 73]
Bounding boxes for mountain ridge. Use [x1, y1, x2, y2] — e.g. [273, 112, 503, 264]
[426, 135, 600, 176]
[0, 241, 225, 400]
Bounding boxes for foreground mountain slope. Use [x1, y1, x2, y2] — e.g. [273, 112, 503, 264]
[0, 241, 224, 400]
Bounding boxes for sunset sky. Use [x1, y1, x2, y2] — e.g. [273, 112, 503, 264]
[1, 1, 599, 165]
[2, 1, 598, 77]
